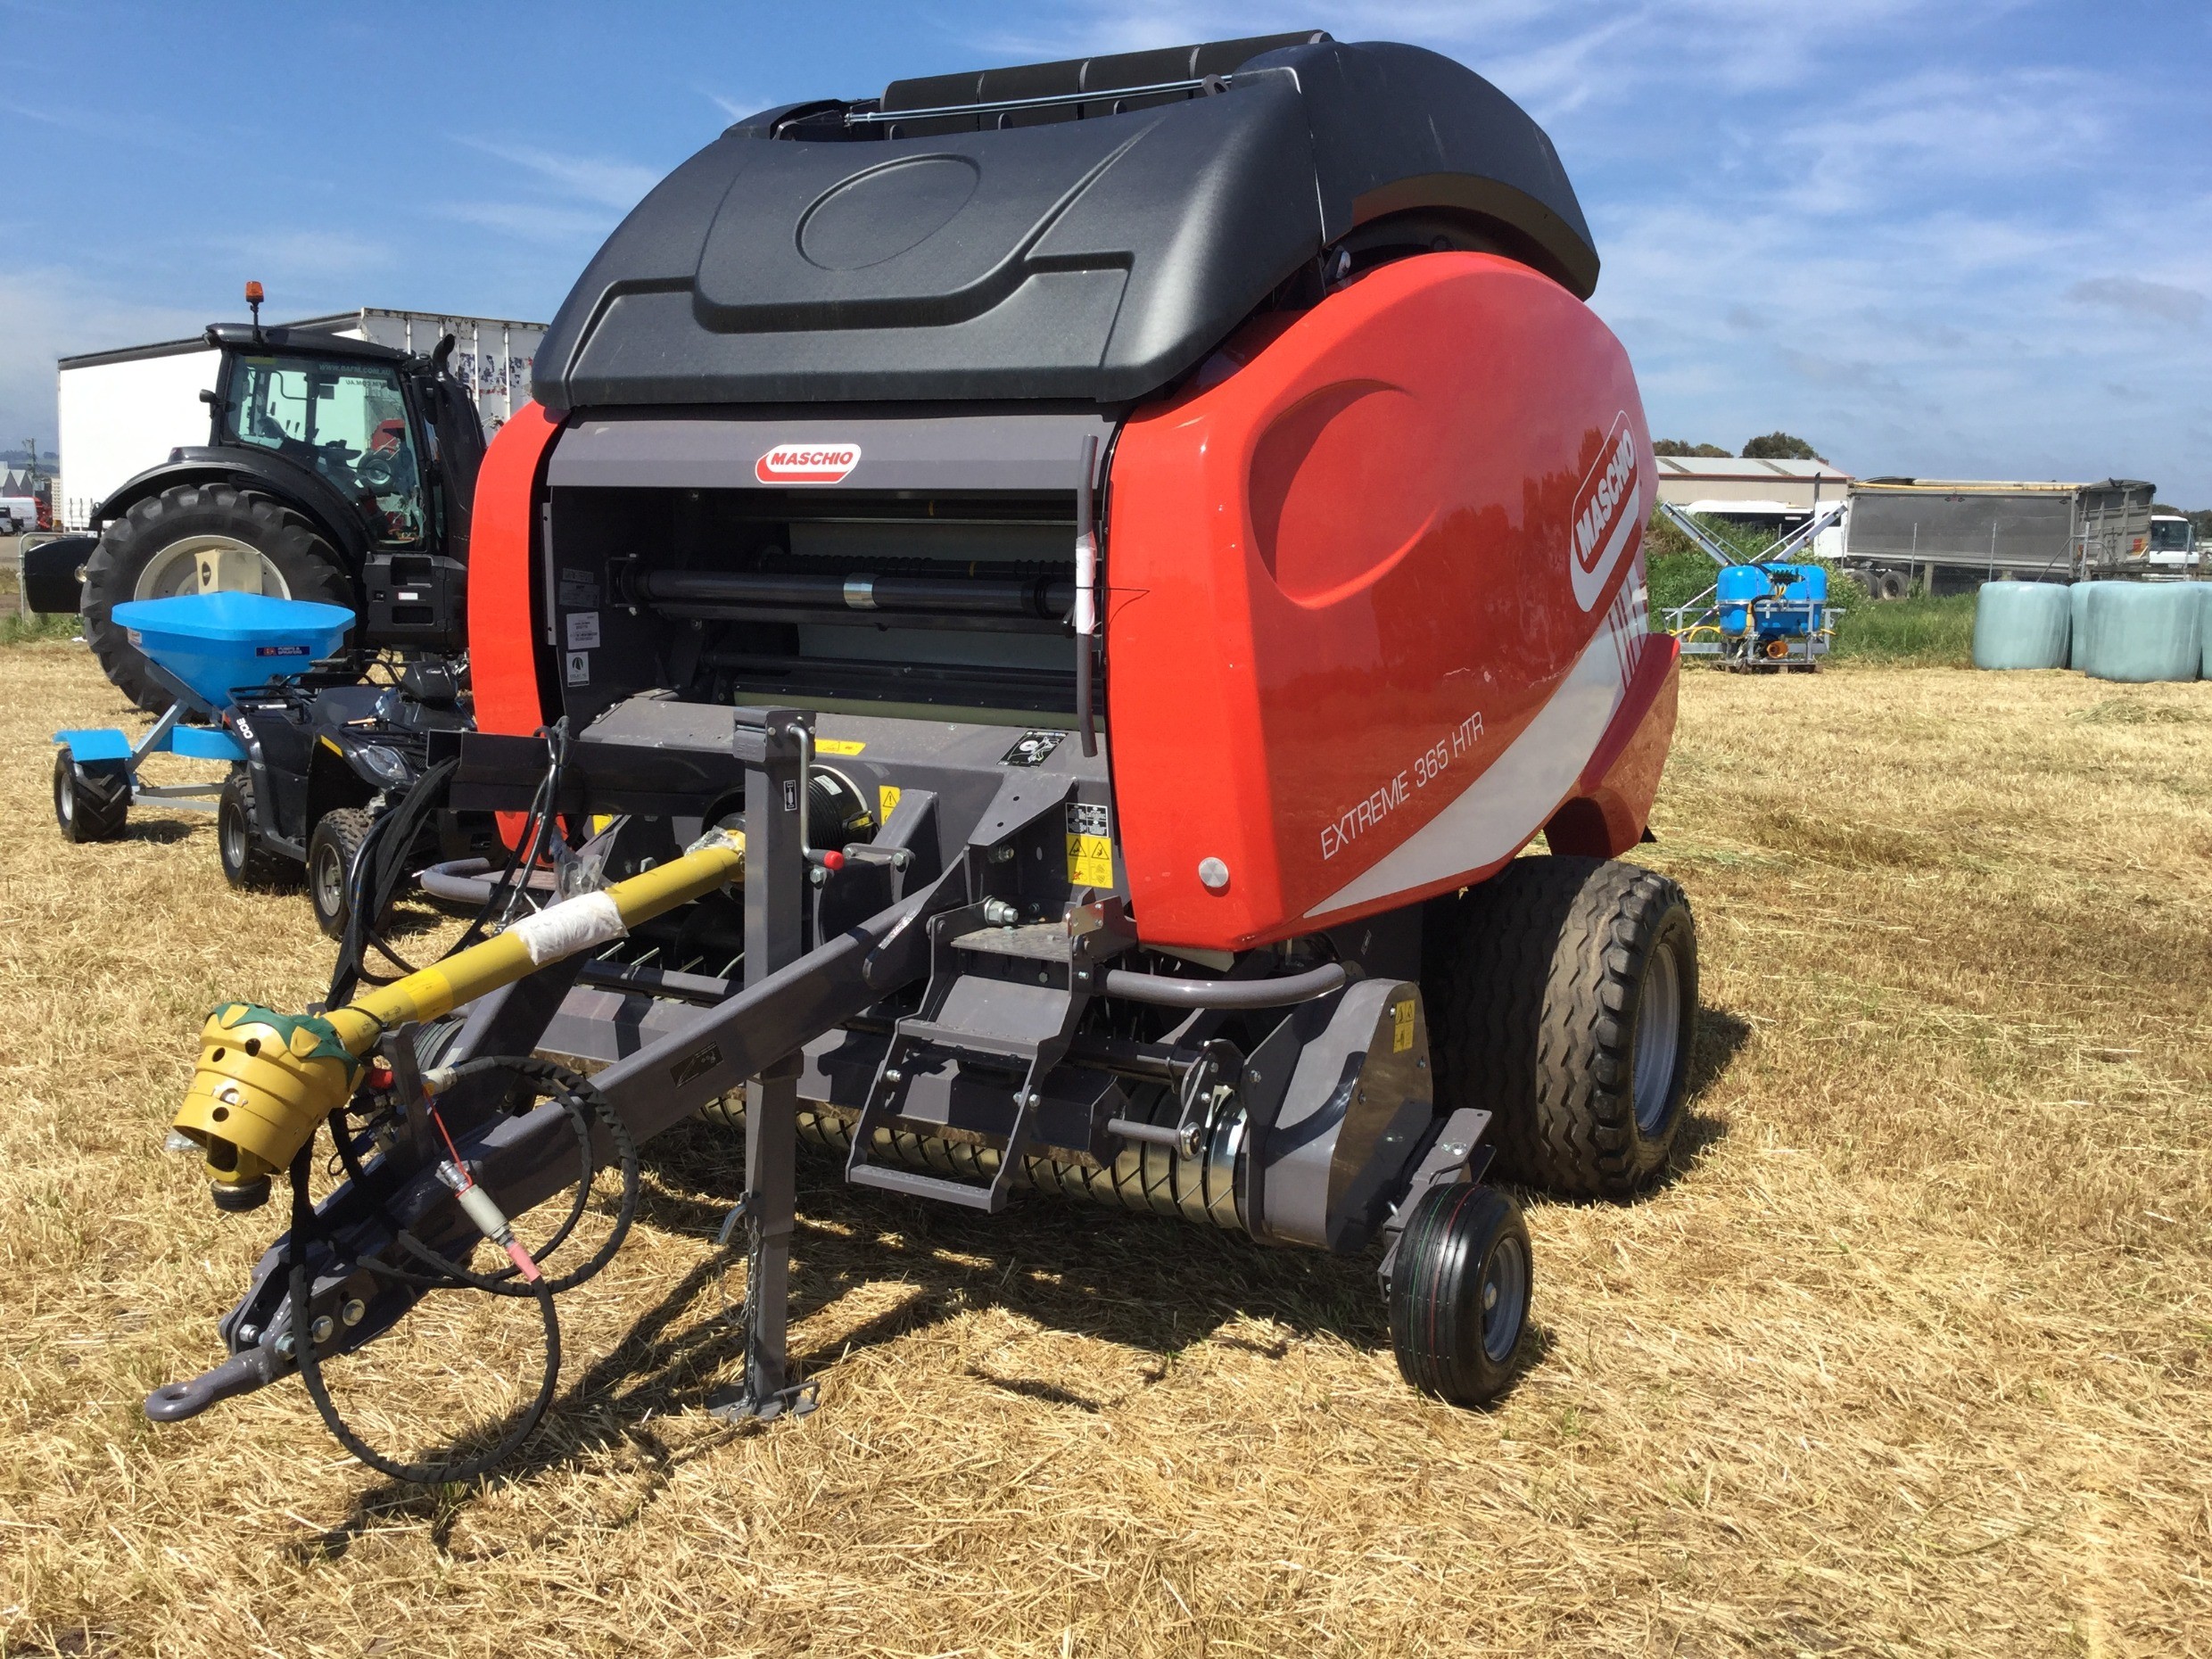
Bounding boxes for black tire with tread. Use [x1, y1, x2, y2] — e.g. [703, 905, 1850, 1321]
[308, 807, 377, 938]
[1389, 1182, 1532, 1407]
[54, 747, 129, 842]
[1424, 855, 1698, 1200]
[81, 483, 353, 713]
[218, 770, 299, 889]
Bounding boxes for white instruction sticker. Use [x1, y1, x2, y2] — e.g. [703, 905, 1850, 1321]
[565, 651, 590, 686]
[507, 891, 627, 965]
[565, 611, 602, 650]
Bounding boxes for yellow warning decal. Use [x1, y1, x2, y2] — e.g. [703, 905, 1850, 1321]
[816, 738, 866, 756]
[1392, 998, 1416, 1053]
[878, 784, 902, 823]
[1066, 834, 1114, 888]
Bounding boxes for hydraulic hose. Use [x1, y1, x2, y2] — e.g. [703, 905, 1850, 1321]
[1102, 961, 1346, 1009]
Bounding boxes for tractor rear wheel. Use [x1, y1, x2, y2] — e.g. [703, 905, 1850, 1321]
[1424, 855, 1698, 1200]
[1389, 1182, 1531, 1407]
[81, 483, 353, 713]
[218, 770, 298, 890]
[54, 747, 129, 842]
[308, 808, 377, 938]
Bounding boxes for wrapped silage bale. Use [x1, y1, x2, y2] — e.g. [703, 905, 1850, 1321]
[2078, 582, 2203, 682]
[1972, 581, 2070, 670]
[2069, 581, 2097, 668]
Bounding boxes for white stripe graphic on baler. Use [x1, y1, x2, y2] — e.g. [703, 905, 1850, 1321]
[1303, 613, 1632, 918]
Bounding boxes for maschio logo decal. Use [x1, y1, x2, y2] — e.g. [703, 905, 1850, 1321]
[1568, 413, 1640, 612]
[755, 442, 862, 484]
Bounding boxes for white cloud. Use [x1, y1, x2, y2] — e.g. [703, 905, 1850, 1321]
[458, 139, 662, 211]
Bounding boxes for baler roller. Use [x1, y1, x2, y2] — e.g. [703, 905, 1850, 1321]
[633, 567, 1076, 627]
[702, 1084, 1250, 1234]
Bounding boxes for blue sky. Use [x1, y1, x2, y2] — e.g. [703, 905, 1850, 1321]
[5, 1, 2208, 499]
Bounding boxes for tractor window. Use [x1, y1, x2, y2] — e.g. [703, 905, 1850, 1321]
[224, 355, 426, 546]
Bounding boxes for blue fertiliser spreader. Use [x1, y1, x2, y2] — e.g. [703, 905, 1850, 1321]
[53, 594, 354, 838]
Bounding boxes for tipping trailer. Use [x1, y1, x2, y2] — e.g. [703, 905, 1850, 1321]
[1844, 477, 2156, 598]
[148, 34, 1695, 1474]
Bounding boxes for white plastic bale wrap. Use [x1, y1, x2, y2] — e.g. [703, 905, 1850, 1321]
[2078, 582, 2203, 683]
[2069, 581, 2099, 669]
[1972, 581, 2070, 671]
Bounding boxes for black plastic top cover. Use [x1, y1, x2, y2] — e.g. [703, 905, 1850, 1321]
[532, 36, 1596, 411]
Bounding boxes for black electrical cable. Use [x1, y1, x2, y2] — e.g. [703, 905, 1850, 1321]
[329, 758, 458, 1003]
[330, 1057, 639, 1297]
[472, 722, 573, 936]
[293, 1060, 636, 1481]
[285, 1143, 560, 1487]
[326, 716, 572, 1008]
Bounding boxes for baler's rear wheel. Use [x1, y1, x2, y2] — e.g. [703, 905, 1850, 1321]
[1389, 1182, 1531, 1406]
[1424, 855, 1698, 1200]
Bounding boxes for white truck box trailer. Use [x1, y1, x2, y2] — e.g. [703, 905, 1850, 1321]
[54, 309, 545, 529]
[279, 309, 545, 433]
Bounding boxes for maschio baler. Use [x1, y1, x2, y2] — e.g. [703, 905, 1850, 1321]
[151, 32, 1695, 1478]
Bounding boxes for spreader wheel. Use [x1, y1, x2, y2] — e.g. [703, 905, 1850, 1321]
[218, 770, 298, 890]
[54, 746, 129, 842]
[1425, 855, 1698, 1200]
[1389, 1183, 1531, 1407]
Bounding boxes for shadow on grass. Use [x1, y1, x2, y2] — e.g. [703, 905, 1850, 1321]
[122, 817, 202, 846]
[1672, 1003, 1751, 1178]
[290, 1125, 1398, 1558]
[291, 1008, 1758, 1548]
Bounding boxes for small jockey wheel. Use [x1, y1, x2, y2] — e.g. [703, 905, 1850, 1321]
[1388, 1183, 1532, 1407]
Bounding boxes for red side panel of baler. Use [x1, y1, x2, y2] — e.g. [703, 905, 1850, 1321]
[468, 402, 564, 740]
[1106, 252, 1661, 950]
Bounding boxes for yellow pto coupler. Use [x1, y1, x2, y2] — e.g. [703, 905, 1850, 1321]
[170, 828, 746, 1209]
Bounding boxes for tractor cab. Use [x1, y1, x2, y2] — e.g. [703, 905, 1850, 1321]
[200, 323, 483, 648]
[50, 283, 488, 711]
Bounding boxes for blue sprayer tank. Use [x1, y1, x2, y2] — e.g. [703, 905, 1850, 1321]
[1717, 562, 1828, 639]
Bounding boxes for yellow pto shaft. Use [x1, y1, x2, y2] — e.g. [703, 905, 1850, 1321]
[172, 829, 745, 1206]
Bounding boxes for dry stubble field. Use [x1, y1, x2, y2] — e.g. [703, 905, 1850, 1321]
[0, 640, 2207, 1657]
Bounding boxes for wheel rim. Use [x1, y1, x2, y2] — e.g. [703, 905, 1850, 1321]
[133, 534, 293, 601]
[1478, 1232, 1530, 1364]
[313, 843, 346, 920]
[222, 806, 248, 870]
[56, 766, 75, 824]
[1630, 940, 1683, 1134]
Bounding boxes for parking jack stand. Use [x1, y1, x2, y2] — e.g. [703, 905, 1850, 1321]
[714, 710, 817, 1422]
